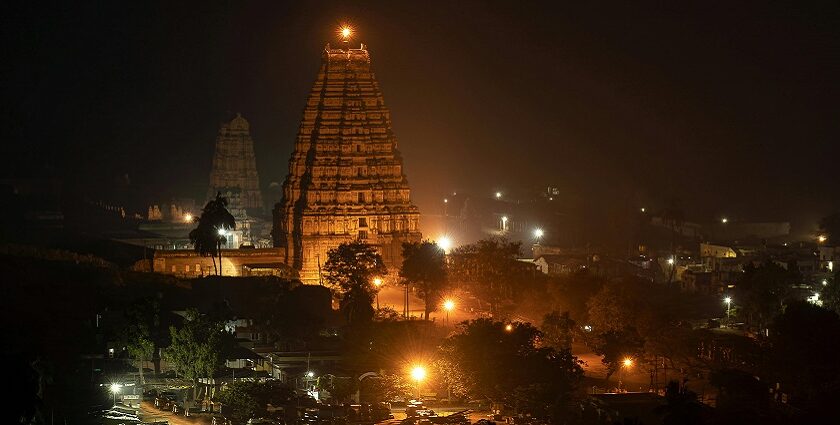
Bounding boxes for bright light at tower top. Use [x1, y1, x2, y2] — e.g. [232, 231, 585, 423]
[338, 25, 354, 40]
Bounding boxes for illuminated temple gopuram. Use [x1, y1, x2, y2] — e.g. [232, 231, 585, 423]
[273, 39, 421, 283]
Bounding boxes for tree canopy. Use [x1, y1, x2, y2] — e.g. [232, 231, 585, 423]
[216, 380, 294, 425]
[448, 238, 525, 314]
[400, 240, 448, 320]
[734, 261, 799, 330]
[435, 319, 583, 420]
[323, 241, 387, 324]
[166, 309, 235, 400]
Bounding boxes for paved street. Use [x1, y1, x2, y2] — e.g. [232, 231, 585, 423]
[138, 401, 211, 425]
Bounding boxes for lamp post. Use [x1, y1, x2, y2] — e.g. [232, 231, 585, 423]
[724, 296, 732, 324]
[620, 358, 633, 391]
[410, 365, 426, 400]
[373, 278, 383, 310]
[443, 299, 455, 326]
[109, 383, 122, 406]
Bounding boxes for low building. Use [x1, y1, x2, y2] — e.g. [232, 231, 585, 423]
[138, 248, 296, 278]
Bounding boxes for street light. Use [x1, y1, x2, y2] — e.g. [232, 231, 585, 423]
[410, 365, 426, 399]
[504, 323, 513, 332]
[443, 299, 455, 325]
[184, 213, 193, 223]
[437, 236, 453, 253]
[640, 207, 646, 213]
[721, 217, 728, 224]
[818, 235, 828, 243]
[619, 358, 633, 391]
[373, 278, 383, 309]
[724, 296, 732, 324]
[667, 257, 675, 266]
[501, 216, 508, 231]
[495, 192, 502, 199]
[533, 228, 544, 240]
[109, 383, 122, 406]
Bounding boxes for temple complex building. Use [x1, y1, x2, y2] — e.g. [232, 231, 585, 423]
[273, 41, 421, 283]
[207, 113, 264, 213]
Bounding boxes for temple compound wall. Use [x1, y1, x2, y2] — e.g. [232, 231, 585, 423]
[140, 248, 295, 278]
[273, 42, 421, 283]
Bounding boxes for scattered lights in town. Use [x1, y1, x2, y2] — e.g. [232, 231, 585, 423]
[307, 371, 315, 378]
[829, 261, 834, 271]
[437, 236, 453, 253]
[410, 365, 426, 382]
[217, 228, 228, 236]
[583, 325, 593, 332]
[443, 198, 448, 203]
[183, 213, 193, 223]
[818, 235, 828, 243]
[640, 207, 646, 213]
[667, 257, 675, 265]
[495, 192, 502, 199]
[505, 323, 513, 332]
[721, 217, 728, 224]
[533, 228, 544, 239]
[823, 279, 829, 286]
[501, 216, 508, 223]
[373, 277, 383, 287]
[109, 383, 122, 394]
[622, 358, 634, 368]
[549, 197, 554, 201]
[443, 299, 455, 311]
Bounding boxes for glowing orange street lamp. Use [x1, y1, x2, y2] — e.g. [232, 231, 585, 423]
[410, 365, 426, 399]
[373, 277, 383, 309]
[619, 357, 633, 391]
[443, 299, 455, 325]
[505, 323, 513, 332]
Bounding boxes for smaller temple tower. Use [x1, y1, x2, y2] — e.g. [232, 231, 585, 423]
[207, 113, 264, 213]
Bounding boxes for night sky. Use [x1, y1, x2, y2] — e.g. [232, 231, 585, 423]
[3, 1, 839, 229]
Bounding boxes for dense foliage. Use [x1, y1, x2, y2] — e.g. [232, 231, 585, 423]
[323, 241, 387, 324]
[435, 319, 583, 421]
[400, 240, 448, 320]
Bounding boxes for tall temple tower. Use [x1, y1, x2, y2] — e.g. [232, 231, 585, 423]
[207, 113, 264, 212]
[273, 38, 421, 283]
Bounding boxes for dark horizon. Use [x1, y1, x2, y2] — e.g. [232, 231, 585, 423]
[3, 1, 839, 232]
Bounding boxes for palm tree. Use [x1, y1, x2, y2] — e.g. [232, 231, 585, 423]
[189, 192, 236, 275]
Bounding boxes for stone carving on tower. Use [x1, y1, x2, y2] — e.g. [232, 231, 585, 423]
[273, 37, 422, 283]
[207, 113, 264, 213]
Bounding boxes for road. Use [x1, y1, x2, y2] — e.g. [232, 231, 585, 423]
[138, 401, 212, 425]
[376, 286, 483, 325]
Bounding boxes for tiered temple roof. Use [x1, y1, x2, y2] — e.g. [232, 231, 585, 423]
[273, 42, 421, 283]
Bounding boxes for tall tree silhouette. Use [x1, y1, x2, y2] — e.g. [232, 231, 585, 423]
[323, 240, 387, 324]
[189, 192, 235, 275]
[400, 240, 448, 320]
